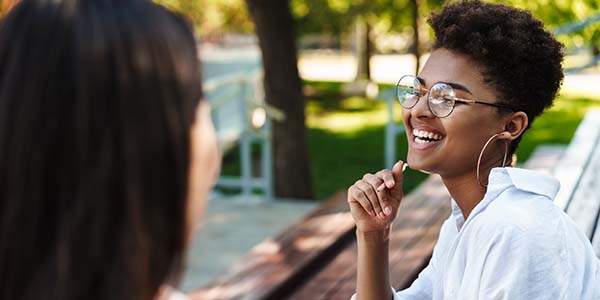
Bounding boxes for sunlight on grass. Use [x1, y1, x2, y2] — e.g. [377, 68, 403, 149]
[306, 96, 402, 135]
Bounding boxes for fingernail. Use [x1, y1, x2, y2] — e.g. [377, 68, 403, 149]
[387, 180, 395, 187]
[371, 210, 376, 216]
[384, 206, 392, 215]
[379, 212, 386, 219]
[402, 164, 408, 172]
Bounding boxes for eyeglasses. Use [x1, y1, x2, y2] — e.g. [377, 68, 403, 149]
[396, 75, 514, 118]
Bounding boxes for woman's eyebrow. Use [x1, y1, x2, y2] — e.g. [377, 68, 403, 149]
[416, 76, 473, 95]
[445, 82, 473, 95]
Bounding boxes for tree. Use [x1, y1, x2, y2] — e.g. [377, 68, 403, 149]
[410, 0, 421, 74]
[246, 0, 314, 200]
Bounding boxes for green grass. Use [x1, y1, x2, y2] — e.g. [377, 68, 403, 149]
[221, 82, 600, 200]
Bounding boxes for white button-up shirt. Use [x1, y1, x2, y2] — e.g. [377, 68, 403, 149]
[353, 167, 600, 300]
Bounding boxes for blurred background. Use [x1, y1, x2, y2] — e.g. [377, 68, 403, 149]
[2, 0, 599, 293]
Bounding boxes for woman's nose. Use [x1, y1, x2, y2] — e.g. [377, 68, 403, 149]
[411, 94, 434, 119]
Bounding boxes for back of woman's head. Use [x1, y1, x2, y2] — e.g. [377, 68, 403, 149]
[0, 1, 203, 299]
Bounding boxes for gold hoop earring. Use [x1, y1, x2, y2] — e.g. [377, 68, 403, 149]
[477, 133, 508, 188]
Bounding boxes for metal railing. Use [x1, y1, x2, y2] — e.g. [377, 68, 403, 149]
[204, 68, 280, 201]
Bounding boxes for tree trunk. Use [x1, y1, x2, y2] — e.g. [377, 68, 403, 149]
[246, 0, 314, 200]
[410, 0, 421, 74]
[355, 19, 372, 81]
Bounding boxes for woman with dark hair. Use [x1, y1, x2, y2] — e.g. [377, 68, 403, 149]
[0, 1, 220, 300]
[348, 1, 600, 299]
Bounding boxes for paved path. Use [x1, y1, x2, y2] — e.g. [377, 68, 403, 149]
[181, 197, 317, 291]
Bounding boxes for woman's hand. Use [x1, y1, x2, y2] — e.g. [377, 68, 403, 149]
[347, 161, 406, 233]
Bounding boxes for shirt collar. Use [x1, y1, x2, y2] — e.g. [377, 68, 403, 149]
[450, 167, 561, 231]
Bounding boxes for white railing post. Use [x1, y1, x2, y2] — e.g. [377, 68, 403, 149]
[383, 88, 406, 170]
[262, 118, 273, 201]
[206, 67, 277, 202]
[239, 77, 253, 199]
[385, 95, 396, 170]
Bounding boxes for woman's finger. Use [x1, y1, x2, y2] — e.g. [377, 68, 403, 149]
[356, 180, 386, 220]
[363, 173, 384, 189]
[389, 161, 406, 204]
[364, 173, 393, 217]
[348, 184, 375, 217]
[376, 169, 396, 189]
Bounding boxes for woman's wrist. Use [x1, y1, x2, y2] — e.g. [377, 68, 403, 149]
[356, 225, 392, 243]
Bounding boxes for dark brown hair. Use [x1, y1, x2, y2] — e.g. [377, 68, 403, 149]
[0, 0, 203, 299]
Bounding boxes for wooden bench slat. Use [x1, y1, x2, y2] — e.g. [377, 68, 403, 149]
[189, 191, 357, 300]
[284, 179, 434, 300]
[284, 175, 451, 300]
[320, 199, 450, 300]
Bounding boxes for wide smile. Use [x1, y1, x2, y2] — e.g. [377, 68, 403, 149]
[410, 128, 446, 150]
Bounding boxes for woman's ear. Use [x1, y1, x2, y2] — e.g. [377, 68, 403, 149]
[501, 111, 528, 141]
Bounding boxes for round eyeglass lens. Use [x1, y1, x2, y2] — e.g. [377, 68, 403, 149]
[429, 83, 456, 117]
[396, 75, 420, 108]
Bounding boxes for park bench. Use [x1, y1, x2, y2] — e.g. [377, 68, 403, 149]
[525, 109, 600, 255]
[188, 109, 600, 300]
[204, 67, 283, 201]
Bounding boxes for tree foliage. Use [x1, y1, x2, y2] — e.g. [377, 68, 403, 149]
[154, 0, 253, 37]
[291, 0, 425, 37]
[154, 0, 599, 52]
[489, 0, 600, 50]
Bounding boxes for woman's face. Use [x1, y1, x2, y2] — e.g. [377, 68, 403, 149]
[187, 100, 221, 238]
[401, 48, 508, 178]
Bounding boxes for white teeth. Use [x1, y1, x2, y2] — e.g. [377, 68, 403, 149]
[412, 128, 443, 141]
[415, 137, 429, 144]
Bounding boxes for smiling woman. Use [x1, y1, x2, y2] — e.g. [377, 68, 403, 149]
[346, 1, 600, 300]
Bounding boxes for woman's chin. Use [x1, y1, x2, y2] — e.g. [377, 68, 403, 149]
[406, 155, 436, 174]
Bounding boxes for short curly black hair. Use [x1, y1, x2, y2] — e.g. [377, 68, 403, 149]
[428, 0, 564, 155]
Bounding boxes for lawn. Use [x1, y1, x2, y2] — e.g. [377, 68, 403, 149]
[221, 82, 600, 200]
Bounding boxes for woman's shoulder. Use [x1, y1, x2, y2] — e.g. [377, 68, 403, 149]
[471, 168, 590, 252]
[490, 167, 560, 201]
[482, 167, 562, 228]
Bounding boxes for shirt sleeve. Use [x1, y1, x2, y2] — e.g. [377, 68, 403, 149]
[476, 226, 567, 300]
